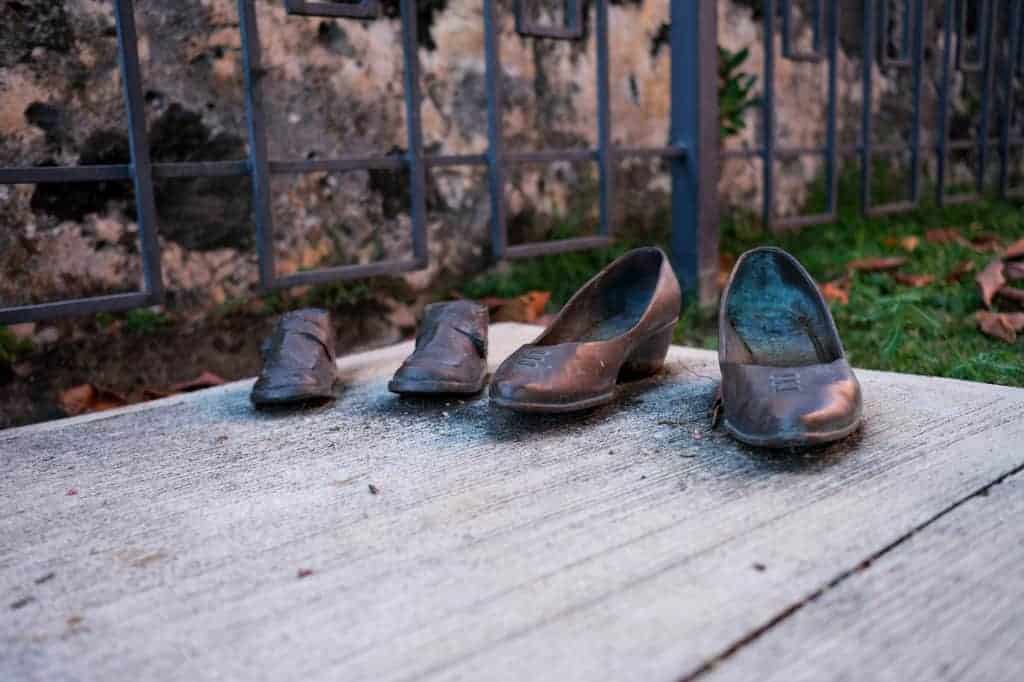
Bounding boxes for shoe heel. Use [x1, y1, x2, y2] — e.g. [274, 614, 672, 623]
[620, 324, 675, 379]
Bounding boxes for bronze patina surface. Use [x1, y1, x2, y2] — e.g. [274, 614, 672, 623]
[718, 247, 863, 448]
[388, 300, 489, 395]
[489, 247, 681, 413]
[250, 308, 338, 407]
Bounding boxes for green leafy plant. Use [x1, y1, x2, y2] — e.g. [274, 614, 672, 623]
[0, 327, 33, 367]
[123, 309, 172, 335]
[719, 46, 759, 140]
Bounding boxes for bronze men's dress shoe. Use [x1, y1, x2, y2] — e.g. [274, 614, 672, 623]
[389, 301, 489, 395]
[718, 247, 862, 448]
[251, 308, 338, 407]
[490, 247, 681, 413]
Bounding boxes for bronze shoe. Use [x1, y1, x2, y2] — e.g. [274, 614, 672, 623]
[388, 301, 489, 395]
[490, 247, 681, 413]
[251, 308, 338, 407]
[718, 247, 862, 448]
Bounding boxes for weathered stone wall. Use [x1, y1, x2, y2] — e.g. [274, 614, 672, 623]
[1, 0, 891, 312]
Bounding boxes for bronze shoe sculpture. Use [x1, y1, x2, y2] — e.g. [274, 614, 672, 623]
[388, 301, 489, 395]
[251, 308, 338, 407]
[490, 247, 681, 413]
[718, 247, 862, 448]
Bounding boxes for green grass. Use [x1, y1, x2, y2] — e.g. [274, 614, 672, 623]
[461, 191, 1024, 388]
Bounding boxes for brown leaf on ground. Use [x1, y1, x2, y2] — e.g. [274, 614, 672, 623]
[976, 311, 1024, 343]
[997, 286, 1024, 304]
[892, 273, 935, 288]
[1005, 261, 1024, 281]
[883, 235, 920, 252]
[169, 371, 226, 393]
[925, 227, 964, 244]
[976, 259, 1006, 308]
[847, 256, 907, 273]
[945, 259, 976, 283]
[58, 384, 128, 416]
[967, 233, 1003, 253]
[531, 313, 557, 328]
[1005, 238, 1024, 260]
[818, 276, 850, 305]
[718, 252, 737, 289]
[479, 291, 551, 323]
[142, 371, 227, 401]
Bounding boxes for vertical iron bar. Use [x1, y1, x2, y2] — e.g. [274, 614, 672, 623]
[937, 0, 954, 205]
[908, 0, 925, 202]
[976, 0, 997, 192]
[483, 0, 508, 260]
[1001, 0, 1023, 196]
[595, 0, 613, 237]
[113, 0, 163, 302]
[400, 0, 428, 265]
[238, 0, 276, 288]
[824, 0, 838, 215]
[762, 0, 776, 229]
[670, 0, 719, 306]
[861, 0, 876, 212]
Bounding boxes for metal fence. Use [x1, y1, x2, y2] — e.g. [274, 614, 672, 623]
[0, 0, 717, 324]
[721, 0, 1024, 229]
[2, 1, 1021, 326]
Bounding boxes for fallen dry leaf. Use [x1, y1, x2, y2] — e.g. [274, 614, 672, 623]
[1005, 261, 1024, 281]
[847, 256, 907, 273]
[883, 235, 920, 252]
[718, 252, 737, 289]
[997, 286, 1024, 304]
[925, 227, 963, 244]
[892, 273, 935, 288]
[169, 371, 226, 393]
[1005, 238, 1024, 260]
[142, 371, 227, 401]
[976, 311, 1024, 343]
[976, 259, 1006, 309]
[818, 277, 850, 305]
[967, 233, 1003, 253]
[945, 259, 976, 283]
[58, 384, 128, 416]
[479, 291, 551, 323]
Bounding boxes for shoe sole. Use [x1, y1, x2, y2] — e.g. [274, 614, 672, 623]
[722, 417, 862, 449]
[489, 390, 616, 414]
[388, 375, 487, 396]
[489, 321, 677, 414]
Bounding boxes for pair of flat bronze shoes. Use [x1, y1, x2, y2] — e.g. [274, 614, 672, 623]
[251, 246, 862, 448]
[389, 246, 862, 447]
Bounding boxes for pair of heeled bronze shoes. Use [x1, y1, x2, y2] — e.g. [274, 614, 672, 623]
[251, 246, 862, 448]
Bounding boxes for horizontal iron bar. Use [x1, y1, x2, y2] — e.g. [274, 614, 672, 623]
[424, 154, 489, 167]
[2, 146, 692, 185]
[270, 156, 406, 173]
[866, 200, 918, 217]
[0, 165, 132, 184]
[505, 235, 613, 259]
[770, 211, 837, 231]
[0, 292, 152, 325]
[152, 160, 250, 178]
[270, 257, 423, 290]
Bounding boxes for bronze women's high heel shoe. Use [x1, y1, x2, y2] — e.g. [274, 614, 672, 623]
[489, 247, 681, 413]
[718, 247, 862, 448]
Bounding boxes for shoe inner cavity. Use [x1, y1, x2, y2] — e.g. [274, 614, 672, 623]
[724, 250, 841, 367]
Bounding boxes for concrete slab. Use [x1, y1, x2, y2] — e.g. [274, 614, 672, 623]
[2, 323, 1023, 681]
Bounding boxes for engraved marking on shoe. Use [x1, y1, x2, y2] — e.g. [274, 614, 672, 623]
[769, 371, 801, 393]
[516, 349, 549, 368]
